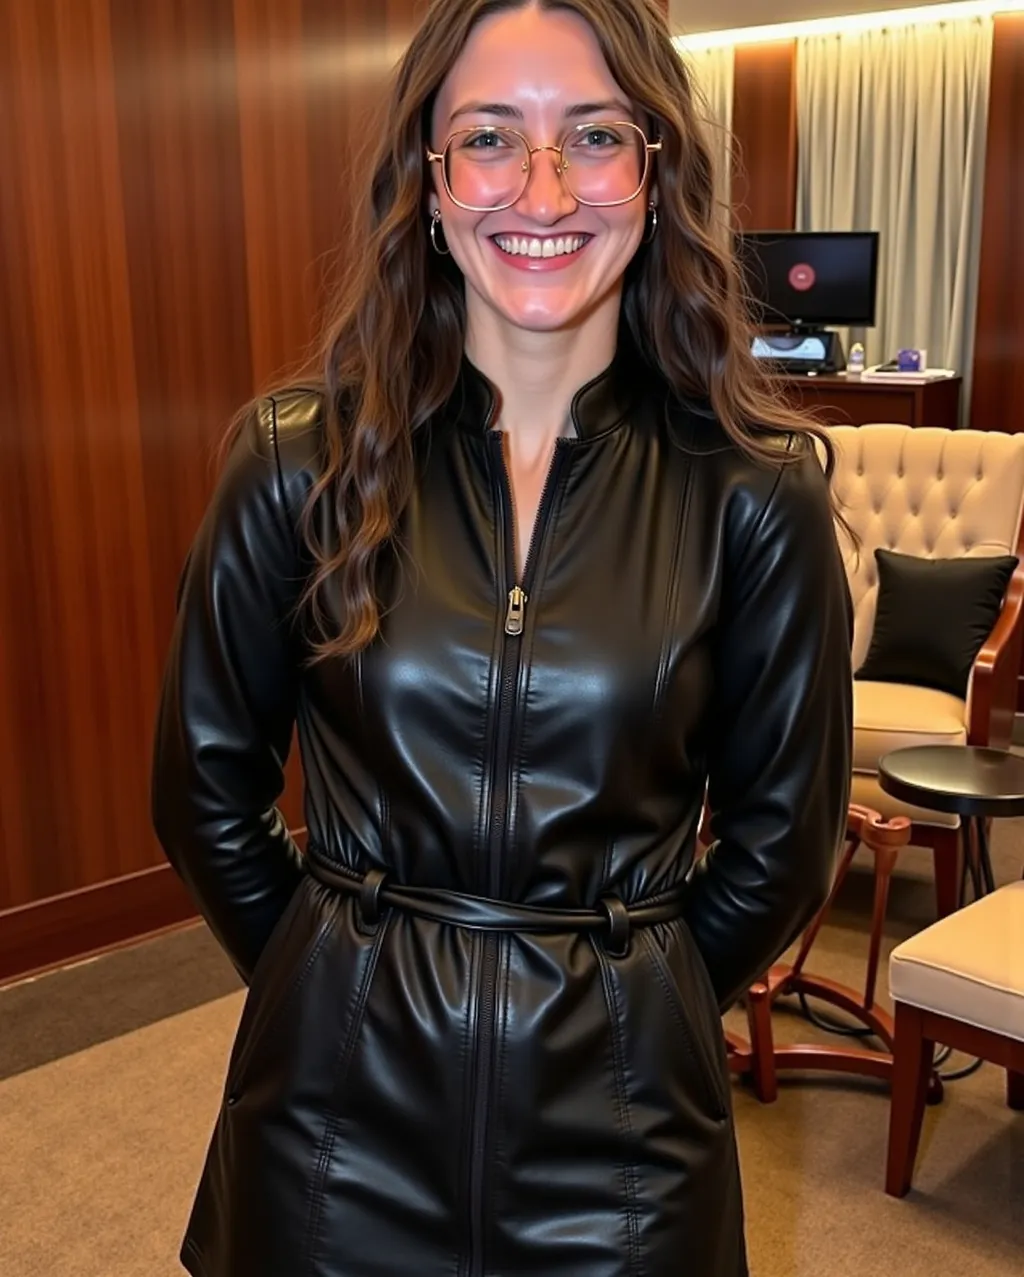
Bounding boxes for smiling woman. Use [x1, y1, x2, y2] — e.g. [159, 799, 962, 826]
[152, 1, 854, 1275]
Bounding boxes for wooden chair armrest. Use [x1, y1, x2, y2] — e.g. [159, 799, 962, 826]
[847, 804, 912, 851]
[968, 560, 1024, 746]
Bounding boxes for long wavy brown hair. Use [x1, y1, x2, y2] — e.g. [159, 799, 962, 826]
[261, 0, 841, 661]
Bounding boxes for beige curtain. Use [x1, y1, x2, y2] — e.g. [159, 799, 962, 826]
[680, 45, 735, 234]
[796, 17, 993, 421]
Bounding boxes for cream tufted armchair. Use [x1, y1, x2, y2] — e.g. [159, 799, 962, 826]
[829, 425, 1024, 916]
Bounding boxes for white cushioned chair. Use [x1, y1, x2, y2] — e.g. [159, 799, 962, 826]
[829, 425, 1024, 916]
[886, 879, 1024, 1196]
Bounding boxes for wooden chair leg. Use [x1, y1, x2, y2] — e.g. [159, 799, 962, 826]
[745, 983, 778, 1104]
[863, 844, 898, 1012]
[886, 1002, 935, 1198]
[1008, 1070, 1024, 1111]
[930, 826, 962, 918]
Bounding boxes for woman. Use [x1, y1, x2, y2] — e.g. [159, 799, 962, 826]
[152, 0, 852, 1273]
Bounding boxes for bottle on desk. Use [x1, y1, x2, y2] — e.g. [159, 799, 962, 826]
[847, 342, 866, 378]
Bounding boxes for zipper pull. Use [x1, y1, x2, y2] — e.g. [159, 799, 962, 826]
[504, 586, 528, 636]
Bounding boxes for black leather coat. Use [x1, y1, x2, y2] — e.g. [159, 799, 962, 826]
[153, 356, 852, 1277]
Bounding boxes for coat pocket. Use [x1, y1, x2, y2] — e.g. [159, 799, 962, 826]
[224, 876, 332, 1104]
[640, 926, 729, 1121]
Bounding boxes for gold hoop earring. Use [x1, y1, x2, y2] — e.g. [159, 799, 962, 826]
[643, 202, 658, 245]
[430, 210, 450, 256]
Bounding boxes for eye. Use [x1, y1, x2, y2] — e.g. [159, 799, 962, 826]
[459, 128, 512, 151]
[573, 126, 623, 150]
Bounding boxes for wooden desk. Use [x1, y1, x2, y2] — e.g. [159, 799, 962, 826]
[778, 374, 963, 429]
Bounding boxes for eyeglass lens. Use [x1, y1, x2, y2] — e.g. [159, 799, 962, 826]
[443, 123, 647, 211]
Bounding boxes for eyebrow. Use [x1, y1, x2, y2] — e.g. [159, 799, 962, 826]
[449, 98, 633, 123]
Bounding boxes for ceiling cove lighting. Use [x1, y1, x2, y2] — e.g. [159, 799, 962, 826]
[674, 2, 1024, 50]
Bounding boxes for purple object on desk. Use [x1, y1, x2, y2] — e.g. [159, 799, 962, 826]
[897, 349, 923, 372]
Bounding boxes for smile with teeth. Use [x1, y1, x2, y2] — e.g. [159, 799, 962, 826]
[493, 234, 590, 259]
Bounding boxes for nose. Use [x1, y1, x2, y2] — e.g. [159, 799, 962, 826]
[516, 145, 578, 222]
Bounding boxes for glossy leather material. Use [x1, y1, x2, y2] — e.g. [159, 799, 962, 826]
[152, 355, 853, 1277]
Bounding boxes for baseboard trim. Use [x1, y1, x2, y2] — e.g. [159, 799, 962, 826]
[0, 863, 198, 986]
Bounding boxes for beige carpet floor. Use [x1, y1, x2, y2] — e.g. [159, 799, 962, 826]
[1, 841, 1022, 1276]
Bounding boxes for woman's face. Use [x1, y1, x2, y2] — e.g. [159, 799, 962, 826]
[428, 5, 653, 335]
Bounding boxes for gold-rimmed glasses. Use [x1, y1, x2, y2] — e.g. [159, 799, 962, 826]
[426, 121, 661, 213]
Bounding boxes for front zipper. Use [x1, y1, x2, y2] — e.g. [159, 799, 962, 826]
[504, 585, 527, 636]
[464, 433, 570, 1277]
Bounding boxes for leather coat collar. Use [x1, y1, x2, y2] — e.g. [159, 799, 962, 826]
[449, 349, 642, 442]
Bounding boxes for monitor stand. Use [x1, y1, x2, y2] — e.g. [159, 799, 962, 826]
[751, 327, 847, 375]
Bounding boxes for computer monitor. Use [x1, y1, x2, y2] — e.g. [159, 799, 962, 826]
[735, 230, 881, 330]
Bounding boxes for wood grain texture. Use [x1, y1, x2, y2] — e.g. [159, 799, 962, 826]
[0, 0, 422, 978]
[972, 14, 1024, 435]
[0, 0, 156, 902]
[780, 377, 963, 430]
[730, 41, 798, 231]
[0, 865, 197, 987]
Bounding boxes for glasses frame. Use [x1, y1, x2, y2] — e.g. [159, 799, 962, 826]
[426, 120, 662, 213]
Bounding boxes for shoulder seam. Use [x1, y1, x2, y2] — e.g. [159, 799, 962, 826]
[737, 461, 786, 567]
[264, 396, 299, 542]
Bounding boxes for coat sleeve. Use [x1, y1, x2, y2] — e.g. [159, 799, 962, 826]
[683, 446, 853, 1010]
[151, 399, 310, 983]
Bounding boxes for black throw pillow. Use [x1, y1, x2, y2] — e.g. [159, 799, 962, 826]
[855, 548, 1018, 699]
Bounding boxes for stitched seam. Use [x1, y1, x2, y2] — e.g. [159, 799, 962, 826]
[595, 941, 643, 1277]
[487, 937, 513, 1269]
[600, 830, 615, 898]
[457, 935, 483, 1277]
[641, 932, 727, 1120]
[894, 959, 1024, 996]
[228, 919, 329, 1097]
[304, 913, 391, 1270]
[181, 1236, 209, 1276]
[266, 395, 298, 543]
[735, 457, 787, 571]
[227, 892, 330, 1101]
[853, 726, 964, 737]
[652, 431, 695, 707]
[891, 999, 1024, 1036]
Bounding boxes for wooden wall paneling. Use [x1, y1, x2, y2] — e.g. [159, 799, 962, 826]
[0, 0, 157, 907]
[110, 0, 256, 641]
[233, 0, 318, 389]
[0, 865, 197, 986]
[110, 0, 266, 837]
[730, 41, 799, 231]
[233, 0, 422, 830]
[0, 8, 36, 909]
[0, 0, 428, 980]
[970, 15, 1024, 709]
[971, 13, 1024, 435]
[301, 0, 413, 319]
[232, 0, 317, 829]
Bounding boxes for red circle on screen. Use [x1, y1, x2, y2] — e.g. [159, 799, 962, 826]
[789, 263, 816, 291]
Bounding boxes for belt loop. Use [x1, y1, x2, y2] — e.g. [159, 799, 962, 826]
[600, 894, 631, 958]
[358, 868, 388, 933]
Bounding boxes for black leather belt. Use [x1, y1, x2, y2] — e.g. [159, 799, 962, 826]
[304, 844, 687, 958]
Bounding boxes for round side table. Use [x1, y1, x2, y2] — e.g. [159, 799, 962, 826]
[878, 745, 1024, 901]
